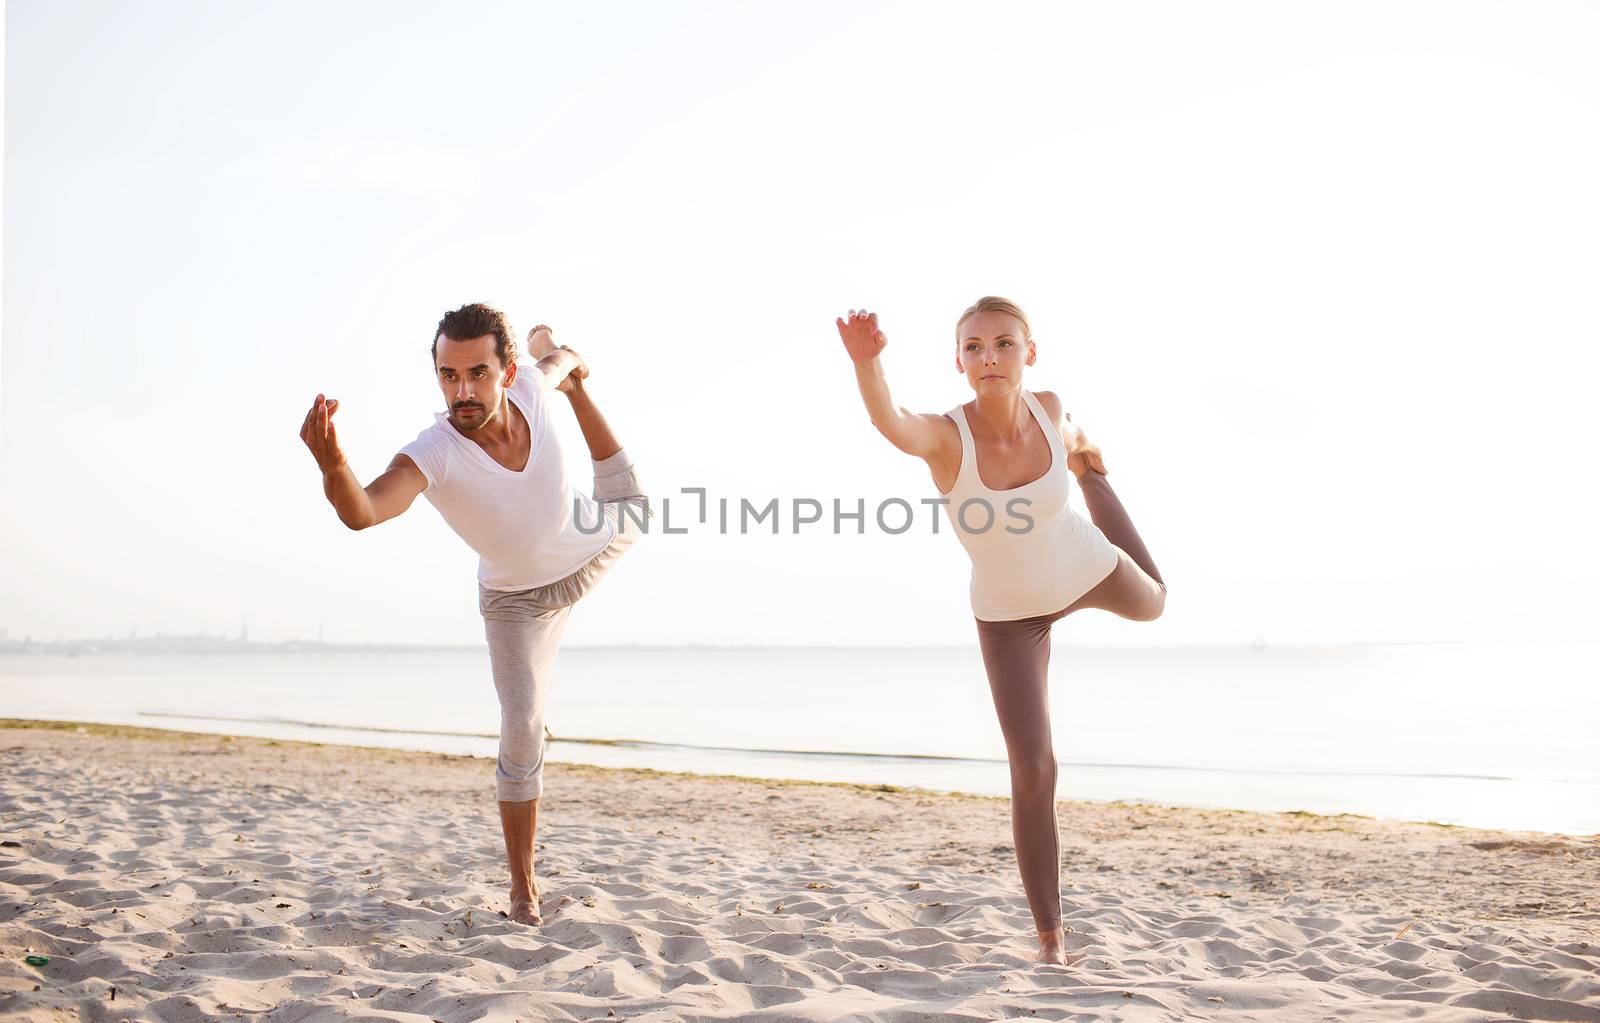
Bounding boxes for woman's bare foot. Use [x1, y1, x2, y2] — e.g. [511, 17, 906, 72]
[1037, 927, 1075, 966]
[509, 884, 542, 925]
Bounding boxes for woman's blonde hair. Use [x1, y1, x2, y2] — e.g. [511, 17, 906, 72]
[955, 296, 1033, 344]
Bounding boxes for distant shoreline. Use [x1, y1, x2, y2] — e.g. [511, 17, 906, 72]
[9, 715, 1596, 838]
[0, 716, 1580, 830]
[2, 636, 1591, 656]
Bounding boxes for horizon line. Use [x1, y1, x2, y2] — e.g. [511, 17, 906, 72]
[1, 636, 1594, 653]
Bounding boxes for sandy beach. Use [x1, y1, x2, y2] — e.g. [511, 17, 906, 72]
[1, 720, 1596, 1022]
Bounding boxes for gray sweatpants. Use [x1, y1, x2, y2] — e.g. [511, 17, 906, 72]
[478, 448, 650, 801]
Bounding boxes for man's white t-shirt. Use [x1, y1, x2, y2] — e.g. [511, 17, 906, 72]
[399, 366, 616, 591]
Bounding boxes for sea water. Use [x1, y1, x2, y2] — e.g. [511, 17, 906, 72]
[3, 642, 1595, 834]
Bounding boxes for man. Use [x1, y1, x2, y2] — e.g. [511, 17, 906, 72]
[299, 302, 648, 924]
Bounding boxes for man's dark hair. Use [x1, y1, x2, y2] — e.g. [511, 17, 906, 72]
[432, 303, 518, 367]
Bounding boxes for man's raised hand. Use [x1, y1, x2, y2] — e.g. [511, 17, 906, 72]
[836, 309, 888, 364]
[300, 394, 347, 474]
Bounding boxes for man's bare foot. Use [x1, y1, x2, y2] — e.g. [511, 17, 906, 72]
[509, 885, 542, 925]
[527, 325, 558, 360]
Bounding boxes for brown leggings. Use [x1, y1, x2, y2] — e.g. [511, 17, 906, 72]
[974, 471, 1164, 933]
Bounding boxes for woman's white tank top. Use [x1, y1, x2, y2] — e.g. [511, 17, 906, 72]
[941, 391, 1119, 621]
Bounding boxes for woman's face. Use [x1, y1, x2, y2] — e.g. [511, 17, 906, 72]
[956, 309, 1035, 395]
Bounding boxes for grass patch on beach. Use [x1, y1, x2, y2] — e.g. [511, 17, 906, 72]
[0, 718, 973, 799]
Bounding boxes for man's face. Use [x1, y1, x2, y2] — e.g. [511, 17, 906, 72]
[435, 333, 514, 432]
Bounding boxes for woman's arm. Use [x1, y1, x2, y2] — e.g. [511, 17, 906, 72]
[1034, 390, 1107, 476]
[838, 310, 955, 461]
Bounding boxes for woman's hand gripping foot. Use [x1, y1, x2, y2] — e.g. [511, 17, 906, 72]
[1067, 444, 1107, 480]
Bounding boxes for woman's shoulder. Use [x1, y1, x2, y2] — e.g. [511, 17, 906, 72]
[1030, 389, 1070, 423]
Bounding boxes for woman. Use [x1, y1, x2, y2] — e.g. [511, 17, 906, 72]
[836, 297, 1166, 965]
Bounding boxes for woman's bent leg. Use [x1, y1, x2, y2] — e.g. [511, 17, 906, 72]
[1071, 471, 1166, 621]
[1065, 550, 1165, 621]
[1076, 471, 1163, 585]
[975, 613, 1064, 936]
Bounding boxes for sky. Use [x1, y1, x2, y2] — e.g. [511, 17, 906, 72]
[3, 0, 1598, 648]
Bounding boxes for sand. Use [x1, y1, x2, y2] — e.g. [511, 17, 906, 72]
[1, 720, 1596, 1022]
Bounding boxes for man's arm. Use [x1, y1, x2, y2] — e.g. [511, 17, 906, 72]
[321, 455, 427, 530]
[300, 394, 427, 530]
[558, 373, 622, 461]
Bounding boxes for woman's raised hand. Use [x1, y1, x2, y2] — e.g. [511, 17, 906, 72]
[836, 309, 887, 364]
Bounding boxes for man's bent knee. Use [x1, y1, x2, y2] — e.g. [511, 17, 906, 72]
[496, 716, 546, 801]
[496, 774, 543, 802]
[496, 753, 545, 802]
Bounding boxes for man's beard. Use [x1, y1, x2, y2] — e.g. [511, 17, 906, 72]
[450, 401, 490, 431]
